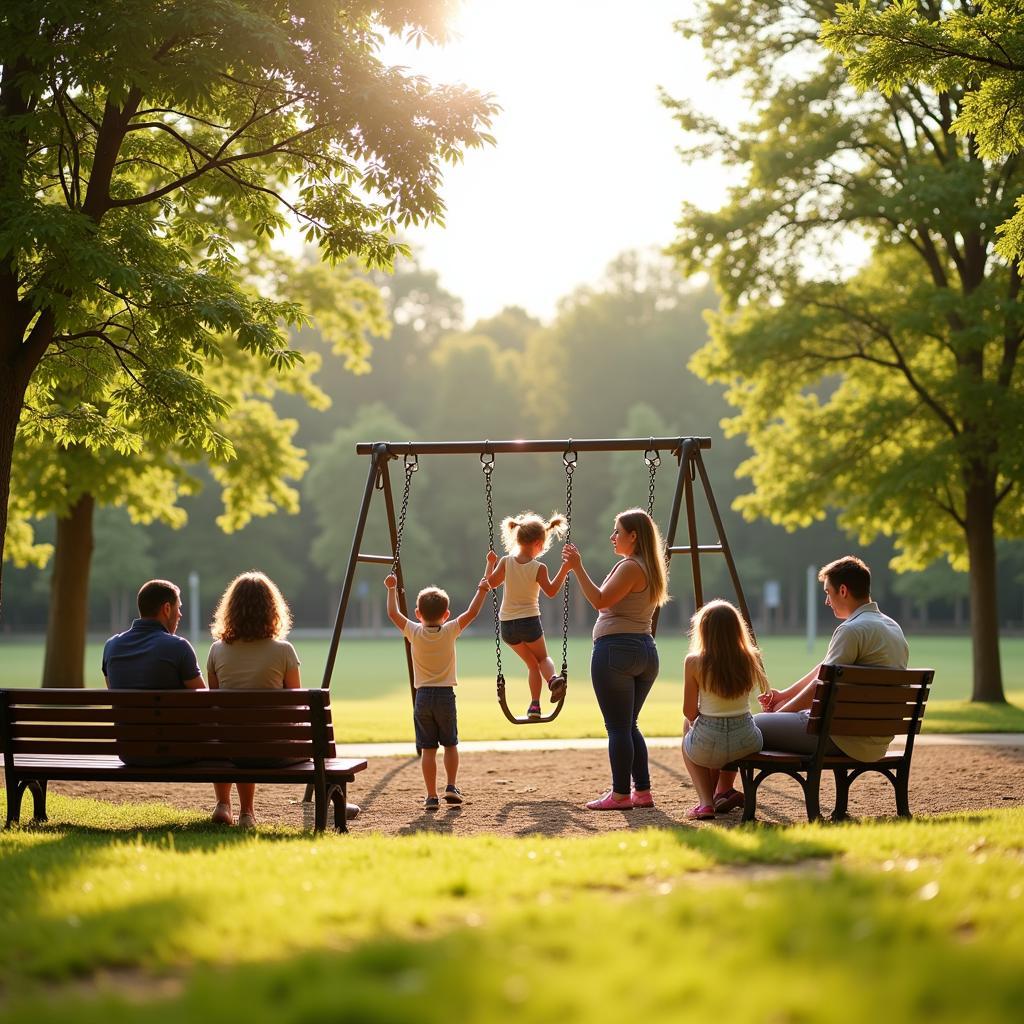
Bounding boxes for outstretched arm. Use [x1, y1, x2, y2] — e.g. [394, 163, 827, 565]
[384, 574, 410, 631]
[484, 550, 505, 590]
[536, 560, 570, 598]
[457, 579, 492, 630]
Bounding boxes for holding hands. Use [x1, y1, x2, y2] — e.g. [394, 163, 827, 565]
[758, 688, 782, 712]
[561, 542, 581, 572]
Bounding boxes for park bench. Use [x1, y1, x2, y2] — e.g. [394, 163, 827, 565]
[0, 688, 366, 833]
[725, 663, 934, 823]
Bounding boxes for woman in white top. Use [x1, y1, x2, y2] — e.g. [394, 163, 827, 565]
[682, 599, 768, 820]
[206, 571, 300, 829]
[485, 511, 571, 720]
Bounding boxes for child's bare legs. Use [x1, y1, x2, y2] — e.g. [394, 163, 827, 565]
[212, 782, 233, 823]
[714, 768, 738, 799]
[681, 723, 716, 808]
[421, 747, 438, 798]
[442, 744, 459, 787]
[236, 783, 256, 817]
[510, 643, 544, 701]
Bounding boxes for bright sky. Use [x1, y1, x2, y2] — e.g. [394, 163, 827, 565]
[389, 1, 745, 326]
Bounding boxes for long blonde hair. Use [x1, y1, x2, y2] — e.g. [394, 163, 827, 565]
[500, 511, 567, 555]
[210, 571, 293, 643]
[615, 508, 669, 607]
[688, 599, 768, 700]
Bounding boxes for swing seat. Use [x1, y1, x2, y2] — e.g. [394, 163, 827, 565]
[496, 675, 566, 725]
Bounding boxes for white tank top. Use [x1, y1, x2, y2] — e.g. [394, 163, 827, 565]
[499, 555, 541, 620]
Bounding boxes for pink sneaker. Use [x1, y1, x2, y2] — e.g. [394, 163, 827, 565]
[631, 789, 655, 808]
[686, 804, 716, 821]
[586, 791, 634, 811]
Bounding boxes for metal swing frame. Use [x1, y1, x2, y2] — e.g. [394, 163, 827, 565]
[317, 438, 757, 716]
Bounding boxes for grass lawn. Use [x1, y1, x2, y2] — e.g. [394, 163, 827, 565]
[0, 791, 1022, 1022]
[2, 634, 1023, 741]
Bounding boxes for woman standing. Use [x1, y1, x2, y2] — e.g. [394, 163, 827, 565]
[207, 571, 300, 828]
[562, 508, 669, 810]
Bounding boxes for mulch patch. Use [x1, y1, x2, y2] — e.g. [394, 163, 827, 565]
[52, 742, 1024, 836]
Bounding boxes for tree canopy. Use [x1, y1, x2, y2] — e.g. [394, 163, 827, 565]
[823, 0, 1024, 263]
[0, 0, 495, 609]
[669, 0, 1024, 700]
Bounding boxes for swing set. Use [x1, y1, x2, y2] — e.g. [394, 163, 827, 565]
[318, 437, 755, 726]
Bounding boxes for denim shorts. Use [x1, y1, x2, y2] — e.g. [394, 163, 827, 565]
[414, 686, 458, 749]
[684, 713, 762, 769]
[500, 615, 544, 645]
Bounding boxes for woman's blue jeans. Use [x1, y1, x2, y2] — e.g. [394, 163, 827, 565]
[591, 633, 659, 794]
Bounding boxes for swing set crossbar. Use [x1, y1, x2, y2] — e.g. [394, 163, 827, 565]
[321, 435, 755, 718]
[355, 437, 711, 457]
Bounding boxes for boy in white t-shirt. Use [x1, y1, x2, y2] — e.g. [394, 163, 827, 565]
[385, 571, 490, 809]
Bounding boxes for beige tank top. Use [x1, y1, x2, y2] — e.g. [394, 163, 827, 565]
[499, 555, 541, 620]
[592, 557, 657, 640]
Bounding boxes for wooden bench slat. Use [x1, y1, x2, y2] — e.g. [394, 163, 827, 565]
[12, 723, 324, 742]
[807, 719, 920, 737]
[7, 706, 320, 725]
[811, 682, 926, 704]
[10, 739, 328, 759]
[810, 699, 920, 720]
[825, 666, 934, 686]
[2, 753, 365, 773]
[5, 689, 320, 708]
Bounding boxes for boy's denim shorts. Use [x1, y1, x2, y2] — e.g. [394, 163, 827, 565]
[684, 712, 762, 769]
[414, 686, 458, 749]
[500, 615, 544, 645]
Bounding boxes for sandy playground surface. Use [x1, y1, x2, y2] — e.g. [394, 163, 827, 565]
[53, 741, 1024, 835]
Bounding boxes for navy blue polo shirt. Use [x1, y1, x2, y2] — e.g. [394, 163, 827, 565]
[102, 619, 202, 690]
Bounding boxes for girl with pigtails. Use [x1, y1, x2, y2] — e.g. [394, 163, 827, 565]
[484, 511, 571, 720]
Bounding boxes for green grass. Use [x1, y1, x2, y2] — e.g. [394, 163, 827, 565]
[3, 634, 1023, 741]
[1, 791, 1023, 1022]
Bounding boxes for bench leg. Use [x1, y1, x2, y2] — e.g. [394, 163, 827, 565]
[803, 770, 822, 822]
[739, 766, 759, 823]
[328, 782, 349, 834]
[5, 781, 27, 828]
[28, 780, 48, 822]
[831, 769, 850, 823]
[894, 766, 912, 819]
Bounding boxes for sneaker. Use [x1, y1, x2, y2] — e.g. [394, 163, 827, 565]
[443, 784, 464, 804]
[236, 812, 257, 830]
[424, 795, 440, 810]
[548, 674, 567, 702]
[527, 701, 542, 720]
[631, 789, 655, 809]
[585, 790, 633, 811]
[713, 788, 745, 814]
[212, 802, 234, 826]
[686, 804, 716, 821]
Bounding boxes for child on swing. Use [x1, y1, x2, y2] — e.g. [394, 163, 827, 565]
[681, 599, 769, 820]
[485, 511, 571, 720]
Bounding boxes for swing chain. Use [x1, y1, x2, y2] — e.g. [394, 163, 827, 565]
[481, 449, 503, 681]
[644, 445, 660, 519]
[391, 454, 418, 577]
[561, 447, 577, 676]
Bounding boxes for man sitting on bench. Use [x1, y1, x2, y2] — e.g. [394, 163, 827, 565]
[103, 578, 207, 764]
[712, 555, 909, 812]
[758, 555, 909, 753]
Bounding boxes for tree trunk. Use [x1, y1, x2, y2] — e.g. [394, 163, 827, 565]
[0, 371, 23, 616]
[965, 478, 1005, 702]
[41, 494, 96, 688]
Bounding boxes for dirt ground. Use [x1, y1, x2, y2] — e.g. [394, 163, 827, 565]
[54, 742, 1024, 835]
